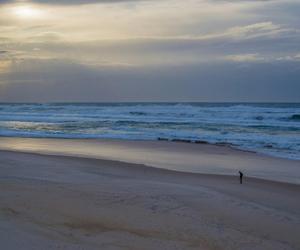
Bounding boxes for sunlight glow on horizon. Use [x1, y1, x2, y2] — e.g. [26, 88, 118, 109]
[12, 5, 44, 19]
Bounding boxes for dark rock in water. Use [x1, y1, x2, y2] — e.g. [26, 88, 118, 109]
[255, 116, 264, 121]
[157, 137, 169, 141]
[159, 138, 210, 144]
[265, 144, 273, 148]
[172, 139, 192, 143]
[194, 140, 209, 144]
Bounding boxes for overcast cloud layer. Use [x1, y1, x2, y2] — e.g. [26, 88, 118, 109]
[0, 0, 299, 102]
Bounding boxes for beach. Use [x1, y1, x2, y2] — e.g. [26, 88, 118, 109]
[0, 138, 299, 249]
[0, 137, 300, 183]
[1, 0, 299, 247]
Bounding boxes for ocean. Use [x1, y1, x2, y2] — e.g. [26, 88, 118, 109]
[0, 103, 299, 160]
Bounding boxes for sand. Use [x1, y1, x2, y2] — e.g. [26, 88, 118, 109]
[0, 139, 299, 249]
[0, 137, 299, 184]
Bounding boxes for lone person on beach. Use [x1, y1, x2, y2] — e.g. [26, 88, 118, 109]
[239, 171, 243, 184]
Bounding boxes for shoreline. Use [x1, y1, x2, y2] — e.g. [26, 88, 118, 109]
[0, 137, 299, 184]
[1, 135, 297, 161]
[1, 148, 299, 188]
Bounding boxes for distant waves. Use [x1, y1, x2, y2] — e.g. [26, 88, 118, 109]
[0, 103, 299, 160]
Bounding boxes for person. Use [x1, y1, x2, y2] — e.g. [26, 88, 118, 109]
[239, 171, 243, 184]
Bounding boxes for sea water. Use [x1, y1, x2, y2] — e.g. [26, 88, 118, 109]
[0, 103, 299, 160]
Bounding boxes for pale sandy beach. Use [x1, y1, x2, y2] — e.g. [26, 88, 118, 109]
[0, 137, 300, 184]
[0, 138, 299, 250]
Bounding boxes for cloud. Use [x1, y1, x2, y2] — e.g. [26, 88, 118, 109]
[0, 59, 11, 73]
[1, 58, 300, 102]
[225, 53, 265, 62]
[32, 0, 144, 4]
[1, 0, 299, 101]
[277, 53, 300, 61]
[227, 22, 281, 38]
[196, 22, 299, 41]
[29, 31, 63, 42]
[2, 20, 299, 69]
[0, 0, 145, 5]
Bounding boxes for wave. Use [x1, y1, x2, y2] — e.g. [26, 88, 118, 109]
[289, 114, 300, 121]
[129, 112, 147, 116]
[254, 116, 264, 121]
[0, 103, 299, 160]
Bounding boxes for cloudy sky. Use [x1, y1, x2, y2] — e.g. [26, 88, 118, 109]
[0, 0, 299, 102]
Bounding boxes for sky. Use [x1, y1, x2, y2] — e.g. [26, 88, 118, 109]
[0, 0, 299, 102]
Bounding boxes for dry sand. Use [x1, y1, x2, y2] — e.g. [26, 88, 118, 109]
[0, 139, 299, 249]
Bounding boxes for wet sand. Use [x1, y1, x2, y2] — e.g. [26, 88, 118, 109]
[0, 141, 300, 249]
[0, 137, 299, 184]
